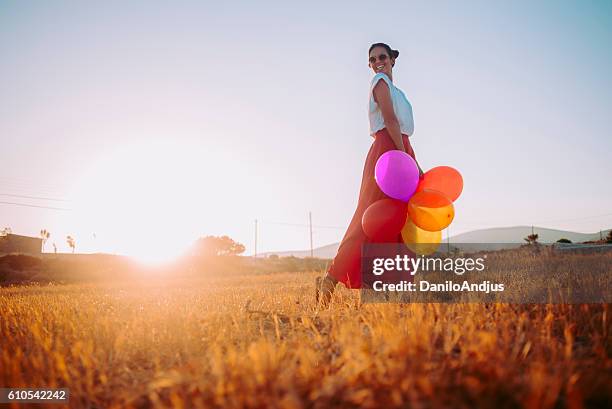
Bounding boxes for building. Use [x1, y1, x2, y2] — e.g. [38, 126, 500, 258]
[0, 233, 42, 256]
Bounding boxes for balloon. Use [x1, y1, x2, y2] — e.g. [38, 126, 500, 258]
[416, 166, 463, 202]
[374, 150, 420, 202]
[407, 189, 454, 232]
[401, 217, 442, 255]
[362, 198, 408, 242]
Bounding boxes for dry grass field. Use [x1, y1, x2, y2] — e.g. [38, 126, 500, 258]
[1, 253, 610, 408]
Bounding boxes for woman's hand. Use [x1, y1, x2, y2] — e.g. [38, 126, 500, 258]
[417, 163, 424, 179]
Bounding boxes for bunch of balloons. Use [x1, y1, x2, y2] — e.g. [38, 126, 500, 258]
[362, 151, 463, 255]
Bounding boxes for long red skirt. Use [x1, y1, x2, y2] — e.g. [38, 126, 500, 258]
[327, 128, 416, 289]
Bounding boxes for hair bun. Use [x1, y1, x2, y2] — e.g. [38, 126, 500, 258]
[392, 49, 400, 58]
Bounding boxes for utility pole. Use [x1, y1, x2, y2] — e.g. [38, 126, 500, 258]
[309, 211, 313, 258]
[254, 219, 258, 258]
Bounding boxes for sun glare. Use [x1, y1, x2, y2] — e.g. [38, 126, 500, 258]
[66, 139, 216, 264]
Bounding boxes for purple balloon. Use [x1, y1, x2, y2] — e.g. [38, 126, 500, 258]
[374, 150, 420, 202]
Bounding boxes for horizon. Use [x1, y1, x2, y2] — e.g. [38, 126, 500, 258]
[2, 1, 611, 261]
[3, 223, 610, 259]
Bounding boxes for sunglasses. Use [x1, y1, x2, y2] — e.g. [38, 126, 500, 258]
[369, 53, 389, 64]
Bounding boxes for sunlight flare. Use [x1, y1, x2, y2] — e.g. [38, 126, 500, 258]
[66, 139, 217, 262]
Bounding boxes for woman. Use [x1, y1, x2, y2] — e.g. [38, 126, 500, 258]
[316, 42, 424, 307]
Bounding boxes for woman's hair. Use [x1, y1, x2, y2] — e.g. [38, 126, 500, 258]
[368, 42, 399, 66]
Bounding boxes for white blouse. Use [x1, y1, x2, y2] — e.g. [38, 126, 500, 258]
[368, 72, 414, 137]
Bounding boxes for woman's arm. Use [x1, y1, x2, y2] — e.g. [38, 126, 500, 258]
[373, 81, 424, 177]
[373, 81, 405, 152]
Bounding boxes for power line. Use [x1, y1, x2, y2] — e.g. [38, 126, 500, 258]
[259, 220, 345, 230]
[2, 187, 610, 239]
[313, 224, 346, 230]
[309, 211, 313, 257]
[260, 211, 612, 235]
[0, 193, 70, 202]
[0, 180, 67, 197]
[254, 219, 258, 257]
[0, 201, 72, 211]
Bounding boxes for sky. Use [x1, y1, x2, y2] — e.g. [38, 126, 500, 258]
[1, 0, 611, 260]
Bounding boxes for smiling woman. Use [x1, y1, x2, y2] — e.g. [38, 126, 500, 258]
[64, 139, 223, 264]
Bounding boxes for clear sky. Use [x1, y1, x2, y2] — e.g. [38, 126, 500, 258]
[1, 0, 611, 260]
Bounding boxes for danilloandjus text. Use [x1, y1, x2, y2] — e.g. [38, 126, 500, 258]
[373, 280, 505, 293]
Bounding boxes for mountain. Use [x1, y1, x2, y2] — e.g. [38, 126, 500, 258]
[448, 226, 610, 244]
[259, 226, 611, 258]
[259, 242, 339, 259]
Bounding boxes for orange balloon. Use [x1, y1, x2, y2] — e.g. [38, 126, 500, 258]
[416, 166, 463, 202]
[401, 217, 442, 255]
[407, 189, 454, 232]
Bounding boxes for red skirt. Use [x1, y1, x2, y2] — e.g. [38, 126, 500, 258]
[327, 128, 416, 289]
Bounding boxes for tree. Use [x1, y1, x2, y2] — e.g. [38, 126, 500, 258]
[192, 235, 245, 257]
[524, 233, 539, 245]
[606, 230, 612, 244]
[40, 229, 51, 251]
[0, 227, 12, 237]
[66, 235, 76, 254]
[556, 238, 572, 244]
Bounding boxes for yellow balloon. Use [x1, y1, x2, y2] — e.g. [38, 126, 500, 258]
[401, 217, 442, 255]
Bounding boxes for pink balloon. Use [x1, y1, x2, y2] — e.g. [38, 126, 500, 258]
[374, 150, 420, 202]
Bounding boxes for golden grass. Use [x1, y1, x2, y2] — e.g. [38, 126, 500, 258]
[1, 253, 610, 408]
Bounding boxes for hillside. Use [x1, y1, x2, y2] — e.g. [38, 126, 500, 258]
[261, 226, 611, 258]
[448, 226, 610, 244]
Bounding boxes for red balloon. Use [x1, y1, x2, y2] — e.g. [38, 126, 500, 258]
[416, 166, 463, 202]
[362, 199, 408, 242]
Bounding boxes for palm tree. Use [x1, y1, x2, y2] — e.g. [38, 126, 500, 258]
[40, 229, 51, 252]
[66, 235, 76, 254]
[524, 233, 539, 245]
